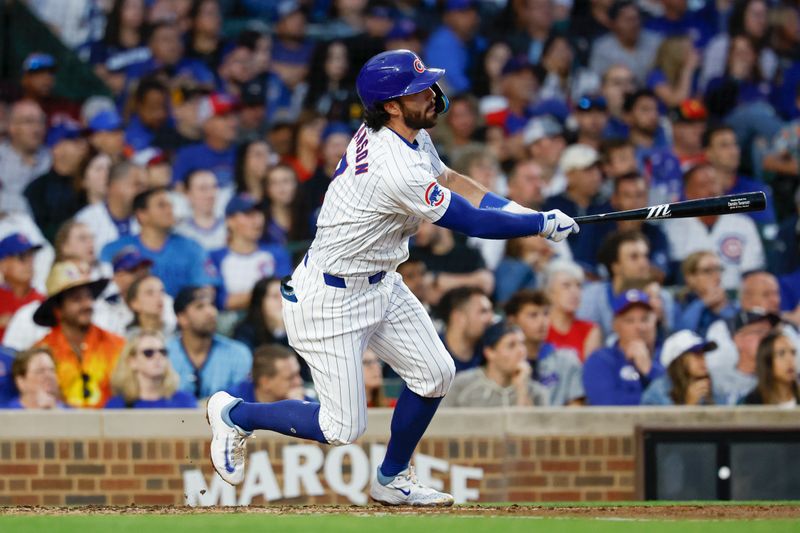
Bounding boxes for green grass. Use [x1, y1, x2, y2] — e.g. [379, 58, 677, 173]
[1, 513, 799, 533]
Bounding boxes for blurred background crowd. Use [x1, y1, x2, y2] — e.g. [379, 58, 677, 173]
[0, 0, 799, 412]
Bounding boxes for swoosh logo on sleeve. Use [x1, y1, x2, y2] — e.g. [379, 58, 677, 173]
[224, 436, 236, 473]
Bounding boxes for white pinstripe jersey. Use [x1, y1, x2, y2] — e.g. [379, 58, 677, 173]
[311, 123, 452, 276]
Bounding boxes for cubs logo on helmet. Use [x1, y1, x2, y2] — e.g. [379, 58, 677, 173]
[413, 58, 425, 73]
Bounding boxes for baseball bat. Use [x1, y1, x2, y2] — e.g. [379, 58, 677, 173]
[573, 192, 766, 224]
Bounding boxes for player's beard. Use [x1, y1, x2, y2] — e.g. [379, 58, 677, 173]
[399, 101, 438, 130]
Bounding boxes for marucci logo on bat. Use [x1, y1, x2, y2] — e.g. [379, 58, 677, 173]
[646, 204, 672, 219]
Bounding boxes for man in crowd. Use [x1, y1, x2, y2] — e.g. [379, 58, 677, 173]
[101, 187, 219, 298]
[542, 143, 605, 220]
[18, 53, 80, 123]
[506, 159, 545, 211]
[573, 96, 609, 150]
[227, 344, 308, 403]
[34, 261, 125, 408]
[424, 0, 481, 94]
[87, 109, 126, 162]
[0, 234, 44, 341]
[303, 123, 352, 212]
[504, 290, 585, 406]
[442, 320, 550, 407]
[75, 161, 143, 253]
[167, 285, 252, 399]
[523, 115, 567, 199]
[670, 99, 708, 168]
[664, 164, 765, 291]
[175, 170, 226, 251]
[438, 287, 494, 372]
[210, 195, 292, 311]
[583, 289, 664, 405]
[0, 100, 51, 215]
[396, 254, 435, 317]
[125, 76, 173, 151]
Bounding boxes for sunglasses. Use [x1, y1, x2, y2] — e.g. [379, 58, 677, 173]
[140, 348, 168, 358]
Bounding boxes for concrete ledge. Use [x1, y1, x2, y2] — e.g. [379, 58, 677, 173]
[1, 406, 798, 439]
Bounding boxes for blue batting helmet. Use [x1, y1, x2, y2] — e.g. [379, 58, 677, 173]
[356, 50, 450, 114]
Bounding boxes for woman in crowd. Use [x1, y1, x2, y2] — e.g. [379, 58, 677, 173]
[107, 330, 197, 408]
[261, 163, 312, 246]
[233, 277, 288, 351]
[234, 139, 273, 203]
[185, 0, 225, 71]
[125, 274, 172, 337]
[647, 36, 700, 109]
[364, 348, 394, 408]
[79, 150, 112, 207]
[742, 331, 800, 406]
[91, 0, 146, 65]
[282, 113, 327, 183]
[473, 41, 513, 98]
[305, 40, 360, 128]
[53, 219, 110, 279]
[705, 35, 772, 113]
[538, 34, 598, 104]
[4, 347, 65, 409]
[543, 259, 601, 362]
[675, 251, 736, 336]
[642, 330, 722, 405]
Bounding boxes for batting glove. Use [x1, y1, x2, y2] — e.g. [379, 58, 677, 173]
[539, 209, 579, 242]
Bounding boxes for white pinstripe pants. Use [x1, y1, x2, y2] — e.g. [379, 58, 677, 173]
[282, 257, 456, 446]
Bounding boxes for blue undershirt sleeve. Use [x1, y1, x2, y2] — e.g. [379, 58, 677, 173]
[435, 191, 544, 239]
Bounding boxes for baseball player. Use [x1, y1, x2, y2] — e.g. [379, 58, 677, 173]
[207, 50, 578, 506]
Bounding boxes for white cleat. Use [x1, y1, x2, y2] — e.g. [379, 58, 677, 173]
[369, 466, 455, 507]
[206, 391, 253, 486]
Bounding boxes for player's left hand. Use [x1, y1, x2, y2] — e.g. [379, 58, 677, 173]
[539, 209, 579, 242]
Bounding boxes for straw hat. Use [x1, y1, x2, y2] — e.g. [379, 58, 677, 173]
[33, 261, 109, 327]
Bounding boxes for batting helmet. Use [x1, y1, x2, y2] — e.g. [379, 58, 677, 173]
[356, 49, 450, 114]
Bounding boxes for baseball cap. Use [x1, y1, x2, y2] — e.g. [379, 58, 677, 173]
[576, 95, 607, 112]
[445, 0, 476, 12]
[225, 194, 260, 217]
[660, 330, 718, 369]
[501, 57, 532, 77]
[559, 143, 600, 173]
[240, 79, 266, 107]
[173, 285, 215, 315]
[196, 93, 239, 124]
[612, 289, 652, 316]
[0, 233, 43, 260]
[131, 147, 167, 167]
[23, 53, 56, 73]
[111, 246, 153, 273]
[88, 109, 123, 133]
[482, 320, 521, 348]
[45, 119, 84, 148]
[669, 99, 708, 123]
[728, 308, 781, 333]
[387, 19, 418, 41]
[523, 115, 563, 145]
[321, 122, 352, 142]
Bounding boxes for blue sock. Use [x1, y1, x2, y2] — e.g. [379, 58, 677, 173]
[226, 400, 328, 443]
[379, 387, 442, 481]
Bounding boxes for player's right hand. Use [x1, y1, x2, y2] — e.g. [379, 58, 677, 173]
[538, 209, 579, 242]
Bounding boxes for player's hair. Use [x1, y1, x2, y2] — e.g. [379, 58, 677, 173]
[701, 124, 735, 149]
[597, 229, 650, 280]
[363, 102, 392, 131]
[754, 330, 800, 404]
[436, 286, 487, 323]
[111, 330, 180, 406]
[133, 186, 170, 213]
[251, 344, 297, 381]
[504, 289, 550, 318]
[11, 346, 55, 380]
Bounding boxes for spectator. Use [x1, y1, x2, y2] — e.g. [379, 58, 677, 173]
[234, 140, 273, 203]
[507, 0, 554, 65]
[78, 151, 112, 207]
[670, 99, 708, 168]
[599, 65, 637, 138]
[3, 347, 65, 409]
[410, 221, 494, 303]
[641, 330, 723, 405]
[171, 93, 239, 190]
[363, 347, 394, 408]
[0, 100, 51, 215]
[262, 164, 313, 246]
[599, 138, 638, 179]
[24, 119, 89, 243]
[589, 0, 662, 84]
[75, 161, 143, 253]
[281, 113, 327, 183]
[495, 57, 542, 137]
[232, 277, 289, 351]
[542, 260, 602, 363]
[623, 89, 671, 154]
[34, 261, 125, 408]
[0, 346, 15, 406]
[572, 172, 672, 278]
[504, 290, 585, 406]
[152, 80, 206, 155]
[583, 289, 664, 405]
[89, 0, 147, 66]
[442, 320, 550, 407]
[396, 255, 435, 316]
[424, 0, 482, 94]
[742, 330, 800, 406]
[303, 123, 351, 212]
[522, 116, 567, 198]
[210, 194, 291, 311]
[87, 109, 126, 162]
[101, 187, 219, 298]
[711, 309, 779, 404]
[573, 96, 609, 150]
[703, 125, 776, 226]
[53, 219, 105, 278]
[19, 53, 81, 123]
[675, 251, 735, 336]
[438, 287, 494, 372]
[107, 330, 197, 408]
[539, 34, 599, 104]
[237, 78, 268, 143]
[493, 236, 542, 306]
[664, 164, 765, 291]
[647, 36, 700, 110]
[125, 76, 172, 151]
[167, 285, 252, 399]
[227, 343, 308, 404]
[579, 230, 675, 336]
[304, 40, 360, 126]
[506, 159, 545, 211]
[0, 234, 45, 340]
[175, 170, 226, 251]
[436, 94, 481, 163]
[125, 274, 172, 337]
[763, 84, 800, 179]
[644, 0, 715, 47]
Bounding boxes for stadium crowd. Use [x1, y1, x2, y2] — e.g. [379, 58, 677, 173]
[1, 0, 800, 411]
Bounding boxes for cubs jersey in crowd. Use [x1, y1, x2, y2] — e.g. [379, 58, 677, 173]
[210, 244, 292, 304]
[311, 123, 451, 277]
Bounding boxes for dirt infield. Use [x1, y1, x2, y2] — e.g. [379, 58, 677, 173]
[2, 504, 800, 520]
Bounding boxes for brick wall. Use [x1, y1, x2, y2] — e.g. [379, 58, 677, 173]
[0, 434, 635, 506]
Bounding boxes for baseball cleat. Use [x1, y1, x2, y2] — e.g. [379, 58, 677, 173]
[369, 466, 455, 506]
[207, 391, 253, 486]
